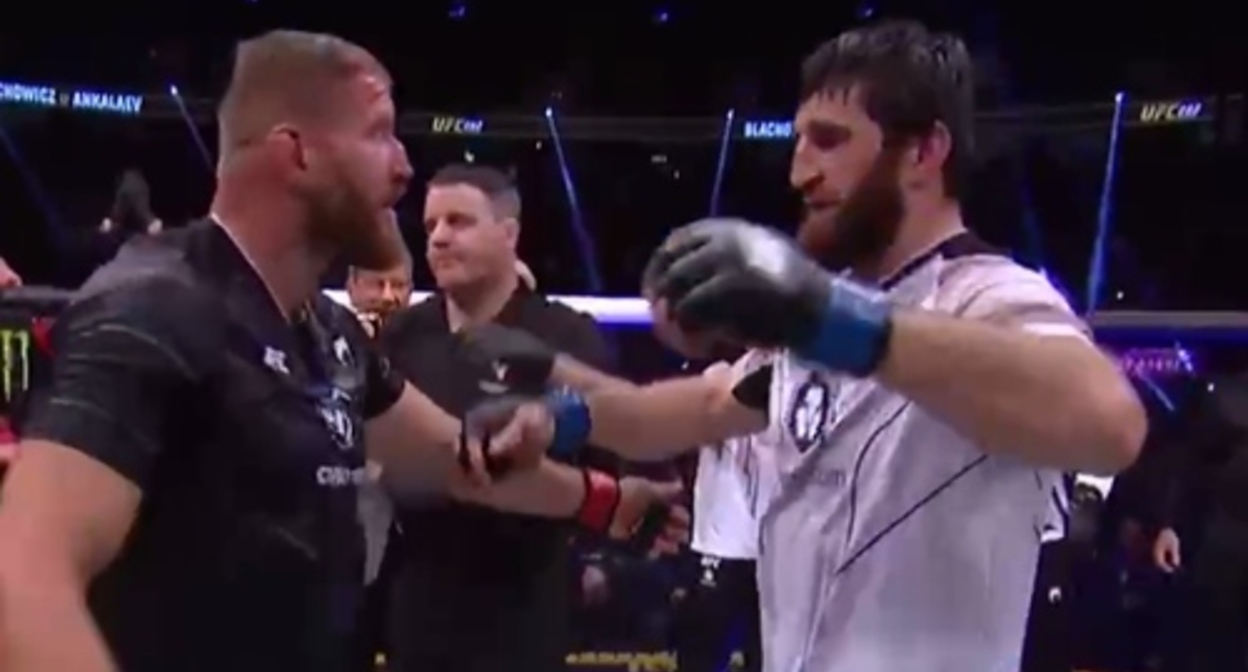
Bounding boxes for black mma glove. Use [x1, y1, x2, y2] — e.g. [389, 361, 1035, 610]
[459, 394, 527, 477]
[460, 323, 557, 389]
[459, 391, 590, 476]
[646, 218, 893, 376]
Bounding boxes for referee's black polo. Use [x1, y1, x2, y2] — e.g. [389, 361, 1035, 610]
[19, 220, 405, 672]
[379, 288, 613, 671]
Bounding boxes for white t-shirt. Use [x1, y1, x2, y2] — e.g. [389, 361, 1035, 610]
[754, 235, 1083, 672]
[692, 354, 777, 560]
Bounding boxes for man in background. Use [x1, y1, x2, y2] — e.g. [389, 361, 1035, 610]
[676, 357, 771, 672]
[346, 243, 414, 338]
[99, 169, 163, 238]
[0, 256, 20, 288]
[1143, 374, 1248, 671]
[343, 222, 415, 671]
[380, 163, 675, 672]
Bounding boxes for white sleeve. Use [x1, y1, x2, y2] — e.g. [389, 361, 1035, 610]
[954, 264, 1089, 341]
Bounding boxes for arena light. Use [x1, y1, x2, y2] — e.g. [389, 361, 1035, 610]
[1117, 347, 1194, 378]
[168, 83, 215, 173]
[323, 290, 652, 325]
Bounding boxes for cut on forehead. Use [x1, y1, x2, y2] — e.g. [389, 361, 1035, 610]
[217, 30, 391, 148]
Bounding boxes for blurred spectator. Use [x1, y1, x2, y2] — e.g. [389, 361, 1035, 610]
[346, 230, 414, 338]
[100, 168, 163, 239]
[61, 168, 166, 285]
[0, 257, 19, 288]
[570, 537, 685, 654]
[1144, 373, 1248, 672]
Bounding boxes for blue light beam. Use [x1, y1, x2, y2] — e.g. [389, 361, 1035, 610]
[544, 106, 604, 293]
[0, 120, 65, 238]
[168, 84, 215, 174]
[708, 109, 736, 216]
[1085, 91, 1126, 314]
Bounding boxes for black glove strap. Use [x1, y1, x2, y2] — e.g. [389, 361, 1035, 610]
[626, 504, 673, 554]
[457, 418, 512, 477]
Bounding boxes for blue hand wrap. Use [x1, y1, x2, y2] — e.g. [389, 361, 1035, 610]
[794, 278, 892, 376]
[545, 387, 592, 459]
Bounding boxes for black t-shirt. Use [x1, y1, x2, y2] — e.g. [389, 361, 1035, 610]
[379, 289, 612, 640]
[19, 220, 405, 672]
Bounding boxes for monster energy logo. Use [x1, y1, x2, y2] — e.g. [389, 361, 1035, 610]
[0, 327, 31, 405]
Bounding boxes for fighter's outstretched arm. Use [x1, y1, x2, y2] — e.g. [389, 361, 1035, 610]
[457, 323, 768, 461]
[647, 219, 1145, 476]
[877, 307, 1144, 474]
[371, 394, 683, 538]
[550, 356, 767, 461]
[364, 383, 479, 494]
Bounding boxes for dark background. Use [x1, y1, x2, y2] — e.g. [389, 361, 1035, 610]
[2, 0, 1248, 310]
[2, 3, 1248, 669]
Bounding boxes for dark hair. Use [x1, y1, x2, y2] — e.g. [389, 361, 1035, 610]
[800, 20, 975, 197]
[109, 168, 155, 234]
[428, 163, 521, 220]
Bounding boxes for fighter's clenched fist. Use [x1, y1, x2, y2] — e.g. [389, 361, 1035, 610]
[645, 218, 894, 376]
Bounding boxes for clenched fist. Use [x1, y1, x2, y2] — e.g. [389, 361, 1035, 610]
[459, 396, 557, 480]
[610, 478, 690, 558]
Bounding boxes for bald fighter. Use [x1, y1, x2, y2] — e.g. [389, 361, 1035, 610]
[466, 21, 1146, 672]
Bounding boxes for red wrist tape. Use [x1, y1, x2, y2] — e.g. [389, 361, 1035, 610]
[577, 469, 621, 533]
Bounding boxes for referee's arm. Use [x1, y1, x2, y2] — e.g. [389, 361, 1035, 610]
[0, 279, 223, 672]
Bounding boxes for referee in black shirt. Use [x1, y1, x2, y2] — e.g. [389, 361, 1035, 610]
[0, 32, 658, 672]
[379, 164, 684, 672]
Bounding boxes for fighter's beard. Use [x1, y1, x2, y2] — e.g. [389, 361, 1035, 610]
[797, 152, 905, 276]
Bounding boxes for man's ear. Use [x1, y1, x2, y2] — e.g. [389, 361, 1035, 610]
[499, 217, 521, 250]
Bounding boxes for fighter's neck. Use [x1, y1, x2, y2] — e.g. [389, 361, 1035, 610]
[210, 193, 329, 322]
[858, 202, 966, 285]
[444, 273, 519, 332]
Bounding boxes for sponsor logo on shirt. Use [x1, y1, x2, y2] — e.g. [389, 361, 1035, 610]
[316, 464, 369, 488]
[263, 347, 289, 375]
[786, 374, 833, 453]
[315, 387, 359, 452]
[0, 326, 31, 406]
[332, 336, 353, 367]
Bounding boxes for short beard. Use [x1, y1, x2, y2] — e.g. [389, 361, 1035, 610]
[797, 149, 905, 274]
[306, 181, 402, 272]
